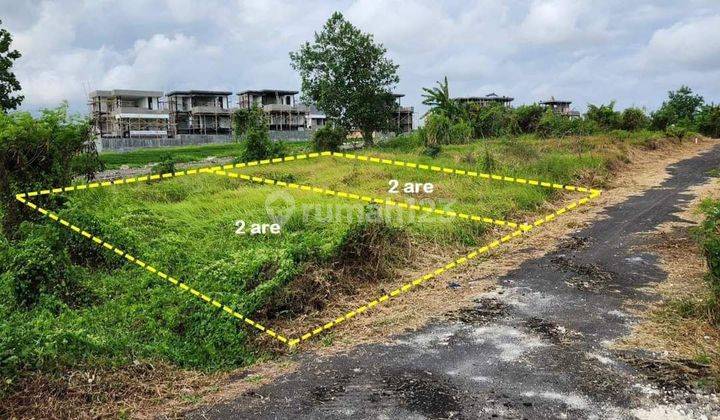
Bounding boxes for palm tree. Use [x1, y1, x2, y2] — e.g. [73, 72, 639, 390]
[421, 76, 463, 121]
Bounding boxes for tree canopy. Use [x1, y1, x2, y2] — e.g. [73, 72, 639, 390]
[290, 12, 399, 146]
[0, 19, 23, 112]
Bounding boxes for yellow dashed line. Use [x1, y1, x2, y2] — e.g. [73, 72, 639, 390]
[14, 198, 288, 345]
[15, 150, 603, 349]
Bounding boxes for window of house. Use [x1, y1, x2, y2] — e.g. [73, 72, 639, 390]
[148, 97, 153, 109]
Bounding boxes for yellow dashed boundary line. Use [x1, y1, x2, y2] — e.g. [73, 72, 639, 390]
[210, 170, 526, 231]
[330, 152, 602, 195]
[13, 195, 289, 344]
[13, 149, 604, 348]
[14, 152, 330, 199]
[289, 189, 601, 346]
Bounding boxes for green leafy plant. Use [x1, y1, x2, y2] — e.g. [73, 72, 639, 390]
[620, 107, 650, 131]
[312, 123, 346, 152]
[586, 101, 622, 130]
[514, 104, 545, 134]
[421, 76, 465, 122]
[0, 105, 101, 237]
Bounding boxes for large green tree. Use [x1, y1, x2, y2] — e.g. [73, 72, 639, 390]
[290, 12, 399, 146]
[0, 19, 23, 112]
[652, 85, 705, 129]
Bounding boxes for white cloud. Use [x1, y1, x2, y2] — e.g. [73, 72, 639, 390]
[639, 14, 720, 71]
[1, 0, 718, 117]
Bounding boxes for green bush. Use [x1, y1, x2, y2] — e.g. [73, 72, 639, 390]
[0, 106, 101, 237]
[515, 104, 545, 134]
[665, 124, 688, 141]
[422, 113, 452, 146]
[620, 107, 650, 131]
[151, 152, 176, 175]
[232, 106, 268, 140]
[240, 127, 284, 162]
[312, 124, 346, 152]
[449, 120, 473, 143]
[697, 199, 720, 323]
[467, 103, 518, 138]
[6, 224, 76, 308]
[586, 101, 622, 130]
[537, 110, 599, 138]
[697, 104, 720, 138]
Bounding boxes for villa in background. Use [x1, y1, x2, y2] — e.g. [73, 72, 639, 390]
[88, 89, 169, 138]
[237, 89, 309, 131]
[393, 94, 414, 133]
[540, 97, 581, 118]
[454, 92, 514, 108]
[165, 90, 233, 136]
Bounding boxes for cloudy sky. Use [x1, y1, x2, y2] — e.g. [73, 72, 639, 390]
[2, 0, 720, 121]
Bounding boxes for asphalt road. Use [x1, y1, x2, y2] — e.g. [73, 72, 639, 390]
[189, 146, 720, 419]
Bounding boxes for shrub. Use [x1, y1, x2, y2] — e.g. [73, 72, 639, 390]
[586, 101, 622, 130]
[620, 107, 650, 131]
[422, 143, 441, 158]
[232, 106, 268, 140]
[697, 104, 720, 138]
[449, 120, 473, 143]
[536, 109, 565, 138]
[467, 103, 518, 138]
[423, 113, 452, 146]
[240, 127, 284, 162]
[697, 199, 720, 322]
[5, 224, 82, 308]
[0, 106, 101, 237]
[665, 124, 688, 141]
[312, 124, 346, 152]
[151, 152, 176, 175]
[537, 110, 599, 138]
[514, 104, 545, 134]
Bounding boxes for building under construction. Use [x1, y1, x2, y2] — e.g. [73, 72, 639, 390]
[88, 89, 169, 138]
[393, 94, 414, 133]
[237, 89, 309, 131]
[165, 90, 233, 136]
[454, 92, 514, 108]
[540, 97, 581, 118]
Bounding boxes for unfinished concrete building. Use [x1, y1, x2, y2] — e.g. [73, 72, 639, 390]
[393, 94, 414, 133]
[165, 90, 233, 136]
[237, 90, 309, 131]
[540, 97, 581, 118]
[454, 92, 514, 108]
[88, 89, 169, 138]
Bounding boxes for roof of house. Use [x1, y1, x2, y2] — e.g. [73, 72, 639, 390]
[237, 89, 299, 96]
[165, 90, 232, 97]
[89, 89, 163, 98]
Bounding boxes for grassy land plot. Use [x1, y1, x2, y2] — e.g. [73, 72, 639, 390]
[100, 141, 312, 169]
[0, 133, 668, 398]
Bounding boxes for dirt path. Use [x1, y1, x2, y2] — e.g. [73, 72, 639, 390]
[187, 142, 720, 419]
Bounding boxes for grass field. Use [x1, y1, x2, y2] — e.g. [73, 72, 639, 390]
[0, 131, 669, 395]
[100, 141, 312, 169]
